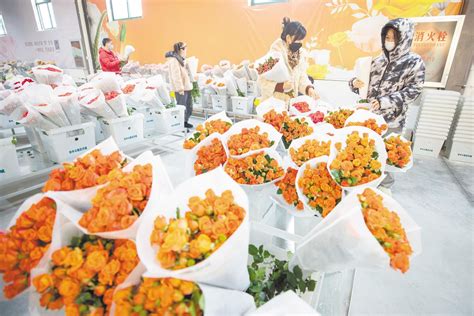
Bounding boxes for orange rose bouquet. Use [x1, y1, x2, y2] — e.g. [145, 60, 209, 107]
[344, 109, 388, 136]
[136, 168, 250, 291]
[281, 116, 314, 149]
[288, 134, 332, 168]
[295, 157, 343, 217]
[328, 127, 387, 189]
[262, 109, 289, 132]
[224, 150, 284, 186]
[290, 187, 420, 273]
[324, 108, 354, 129]
[274, 168, 304, 211]
[193, 136, 228, 176]
[183, 113, 232, 150]
[31, 234, 139, 315]
[255, 97, 287, 123]
[0, 195, 59, 299]
[384, 133, 413, 171]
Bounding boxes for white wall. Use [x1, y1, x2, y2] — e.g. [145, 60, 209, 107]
[0, 0, 83, 69]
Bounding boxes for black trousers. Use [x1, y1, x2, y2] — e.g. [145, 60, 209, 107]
[175, 90, 193, 123]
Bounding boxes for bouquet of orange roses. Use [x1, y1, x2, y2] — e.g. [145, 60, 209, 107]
[274, 167, 304, 212]
[255, 97, 286, 122]
[384, 133, 413, 172]
[0, 194, 62, 299]
[344, 109, 388, 136]
[30, 233, 140, 315]
[328, 127, 387, 190]
[288, 133, 332, 168]
[186, 133, 228, 177]
[183, 111, 232, 150]
[110, 264, 255, 316]
[43, 137, 128, 211]
[324, 108, 354, 129]
[136, 168, 250, 291]
[295, 157, 343, 217]
[224, 119, 281, 157]
[291, 187, 421, 273]
[61, 151, 173, 239]
[281, 116, 315, 149]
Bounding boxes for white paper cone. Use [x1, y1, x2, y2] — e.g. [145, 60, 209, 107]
[0, 92, 23, 116]
[136, 167, 250, 291]
[354, 57, 372, 99]
[90, 72, 121, 93]
[223, 119, 282, 157]
[58, 151, 173, 239]
[289, 95, 317, 116]
[124, 45, 136, 59]
[291, 187, 422, 273]
[344, 109, 388, 136]
[247, 64, 258, 81]
[186, 56, 199, 79]
[0, 194, 64, 302]
[224, 70, 239, 96]
[61, 74, 76, 87]
[245, 291, 320, 316]
[79, 88, 117, 119]
[110, 263, 256, 316]
[255, 52, 291, 83]
[184, 132, 228, 178]
[384, 133, 414, 173]
[312, 122, 336, 136]
[147, 75, 172, 105]
[255, 97, 287, 119]
[32, 64, 63, 85]
[140, 88, 165, 108]
[54, 86, 81, 125]
[328, 126, 387, 191]
[205, 110, 233, 125]
[44, 137, 125, 210]
[105, 91, 128, 117]
[236, 77, 248, 95]
[10, 104, 58, 130]
[233, 63, 249, 79]
[23, 84, 71, 126]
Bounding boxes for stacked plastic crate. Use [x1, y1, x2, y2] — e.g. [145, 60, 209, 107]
[447, 97, 474, 163]
[412, 90, 460, 157]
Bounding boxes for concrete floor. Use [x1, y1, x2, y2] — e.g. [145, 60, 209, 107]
[0, 131, 473, 315]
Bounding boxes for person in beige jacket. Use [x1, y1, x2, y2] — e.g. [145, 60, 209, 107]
[258, 17, 319, 104]
[166, 42, 194, 128]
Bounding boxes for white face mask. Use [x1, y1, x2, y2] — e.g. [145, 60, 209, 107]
[385, 41, 395, 51]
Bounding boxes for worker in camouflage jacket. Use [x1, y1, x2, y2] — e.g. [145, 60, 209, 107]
[349, 18, 426, 130]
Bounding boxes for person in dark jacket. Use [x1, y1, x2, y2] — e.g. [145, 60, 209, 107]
[99, 38, 125, 73]
[349, 18, 426, 131]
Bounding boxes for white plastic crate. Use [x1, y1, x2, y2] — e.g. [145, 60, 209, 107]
[100, 114, 144, 145]
[0, 114, 20, 129]
[211, 94, 230, 111]
[412, 134, 445, 157]
[448, 140, 474, 163]
[39, 122, 96, 163]
[231, 96, 254, 115]
[201, 92, 212, 109]
[247, 81, 260, 96]
[154, 105, 185, 134]
[81, 114, 105, 142]
[25, 126, 47, 153]
[0, 137, 20, 183]
[133, 106, 160, 138]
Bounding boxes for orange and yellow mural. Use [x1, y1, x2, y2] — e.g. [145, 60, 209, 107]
[86, 0, 463, 78]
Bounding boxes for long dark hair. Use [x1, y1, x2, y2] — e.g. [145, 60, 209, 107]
[280, 17, 307, 42]
[173, 42, 185, 54]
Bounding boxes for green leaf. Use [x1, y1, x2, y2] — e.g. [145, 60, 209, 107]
[372, 151, 379, 159]
[249, 244, 258, 256]
[277, 188, 282, 195]
[299, 280, 307, 292]
[119, 23, 127, 42]
[287, 273, 297, 287]
[308, 279, 316, 291]
[293, 265, 303, 279]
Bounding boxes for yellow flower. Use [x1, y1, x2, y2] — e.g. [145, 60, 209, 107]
[328, 32, 348, 48]
[307, 64, 329, 80]
[196, 234, 212, 253]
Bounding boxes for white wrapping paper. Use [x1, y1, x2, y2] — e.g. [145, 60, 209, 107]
[110, 263, 256, 316]
[23, 84, 71, 127]
[58, 151, 173, 239]
[224, 70, 239, 96]
[31, 64, 63, 85]
[255, 52, 291, 83]
[10, 104, 58, 130]
[53, 85, 81, 125]
[354, 57, 372, 99]
[0, 92, 23, 116]
[105, 91, 128, 117]
[187, 56, 199, 79]
[313, 122, 336, 136]
[136, 167, 250, 291]
[328, 126, 387, 191]
[79, 88, 117, 119]
[223, 119, 282, 157]
[0, 194, 64, 302]
[291, 187, 422, 273]
[90, 72, 121, 92]
[147, 75, 172, 105]
[245, 291, 320, 316]
[255, 97, 287, 119]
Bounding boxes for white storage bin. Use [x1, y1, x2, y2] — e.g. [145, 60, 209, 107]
[0, 137, 20, 183]
[39, 122, 96, 163]
[412, 134, 445, 157]
[448, 140, 474, 163]
[0, 114, 20, 129]
[133, 106, 160, 138]
[211, 94, 230, 111]
[25, 126, 47, 153]
[81, 114, 105, 142]
[247, 81, 260, 96]
[154, 105, 185, 134]
[100, 114, 144, 146]
[201, 92, 212, 109]
[231, 96, 253, 115]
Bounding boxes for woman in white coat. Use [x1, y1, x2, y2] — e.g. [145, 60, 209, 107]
[258, 17, 319, 104]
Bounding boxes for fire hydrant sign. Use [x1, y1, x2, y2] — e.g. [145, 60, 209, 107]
[411, 16, 465, 88]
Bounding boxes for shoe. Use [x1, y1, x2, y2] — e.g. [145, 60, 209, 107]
[184, 122, 194, 128]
